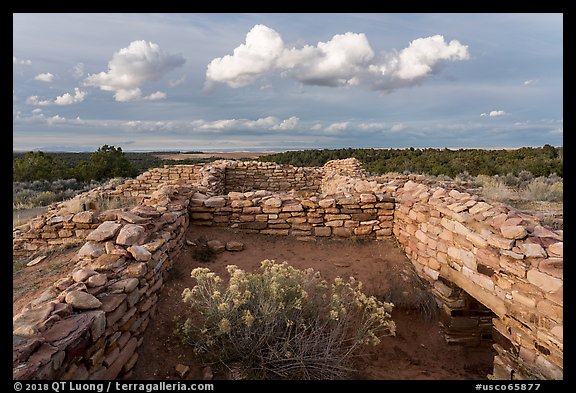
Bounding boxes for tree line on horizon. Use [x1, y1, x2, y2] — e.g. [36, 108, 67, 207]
[260, 145, 563, 178]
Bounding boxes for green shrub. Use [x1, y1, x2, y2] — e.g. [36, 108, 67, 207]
[178, 260, 395, 380]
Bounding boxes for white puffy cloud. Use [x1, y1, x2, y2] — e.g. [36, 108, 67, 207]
[144, 91, 167, 100]
[54, 88, 86, 105]
[325, 122, 350, 132]
[26, 88, 86, 106]
[84, 40, 185, 102]
[34, 73, 54, 82]
[206, 25, 469, 93]
[26, 95, 51, 106]
[32, 108, 43, 114]
[523, 79, 537, 86]
[481, 110, 508, 117]
[13, 56, 31, 65]
[272, 116, 300, 130]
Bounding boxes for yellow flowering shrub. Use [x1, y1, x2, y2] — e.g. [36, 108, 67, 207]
[178, 260, 395, 379]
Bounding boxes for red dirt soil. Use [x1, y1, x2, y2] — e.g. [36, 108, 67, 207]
[130, 225, 495, 380]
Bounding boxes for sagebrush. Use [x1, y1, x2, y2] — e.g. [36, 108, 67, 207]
[178, 260, 395, 380]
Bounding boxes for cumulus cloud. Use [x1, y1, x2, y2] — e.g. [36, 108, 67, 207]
[325, 122, 350, 132]
[26, 88, 86, 106]
[272, 116, 300, 130]
[523, 79, 537, 86]
[205, 25, 469, 93]
[84, 40, 185, 102]
[54, 88, 87, 105]
[481, 110, 508, 117]
[144, 91, 167, 100]
[26, 95, 52, 106]
[34, 73, 55, 83]
[13, 56, 31, 65]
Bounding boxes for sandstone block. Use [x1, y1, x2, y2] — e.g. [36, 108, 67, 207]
[527, 269, 563, 293]
[116, 224, 146, 246]
[65, 291, 102, 310]
[500, 225, 527, 240]
[519, 243, 547, 258]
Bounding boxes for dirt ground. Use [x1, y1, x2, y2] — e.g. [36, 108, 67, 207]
[130, 225, 495, 380]
[153, 152, 274, 161]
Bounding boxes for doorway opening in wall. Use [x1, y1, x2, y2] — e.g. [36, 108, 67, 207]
[131, 225, 496, 380]
[432, 277, 497, 378]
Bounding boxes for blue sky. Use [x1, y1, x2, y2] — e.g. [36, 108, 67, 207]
[13, 13, 563, 152]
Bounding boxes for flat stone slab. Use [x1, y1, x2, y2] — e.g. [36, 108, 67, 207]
[26, 255, 47, 267]
[116, 224, 146, 246]
[65, 291, 102, 310]
[86, 222, 122, 242]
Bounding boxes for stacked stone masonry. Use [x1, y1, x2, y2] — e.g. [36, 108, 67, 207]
[13, 158, 563, 380]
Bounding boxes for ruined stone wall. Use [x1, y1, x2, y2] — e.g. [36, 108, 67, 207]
[223, 161, 323, 193]
[112, 165, 204, 197]
[13, 185, 194, 380]
[188, 189, 395, 239]
[13, 158, 564, 381]
[392, 180, 563, 380]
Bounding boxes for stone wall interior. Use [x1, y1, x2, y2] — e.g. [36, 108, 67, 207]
[13, 158, 563, 380]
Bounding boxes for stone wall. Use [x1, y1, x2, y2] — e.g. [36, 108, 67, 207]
[112, 165, 204, 197]
[13, 158, 563, 381]
[187, 189, 395, 239]
[13, 185, 193, 380]
[393, 180, 563, 380]
[223, 161, 323, 193]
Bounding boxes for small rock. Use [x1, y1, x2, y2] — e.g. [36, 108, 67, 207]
[72, 268, 98, 283]
[202, 366, 213, 380]
[26, 255, 47, 267]
[87, 273, 108, 287]
[116, 224, 146, 246]
[333, 262, 351, 267]
[206, 240, 225, 253]
[225, 241, 244, 252]
[175, 364, 190, 379]
[186, 240, 196, 246]
[127, 245, 152, 261]
[87, 222, 122, 242]
[65, 291, 102, 310]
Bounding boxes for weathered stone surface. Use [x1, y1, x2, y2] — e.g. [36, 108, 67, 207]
[78, 242, 106, 258]
[72, 268, 98, 283]
[65, 291, 102, 310]
[282, 203, 303, 212]
[519, 243, 547, 258]
[116, 224, 146, 246]
[128, 245, 152, 261]
[109, 278, 140, 293]
[225, 241, 244, 251]
[13, 302, 55, 336]
[86, 222, 123, 242]
[527, 269, 563, 293]
[72, 211, 94, 224]
[204, 196, 226, 207]
[123, 263, 148, 278]
[207, 240, 225, 253]
[118, 211, 149, 224]
[547, 242, 563, 257]
[175, 364, 190, 378]
[99, 294, 127, 313]
[500, 225, 528, 240]
[90, 254, 125, 271]
[26, 255, 47, 267]
[333, 227, 352, 238]
[87, 273, 108, 287]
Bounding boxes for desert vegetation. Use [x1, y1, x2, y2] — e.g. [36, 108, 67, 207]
[261, 145, 562, 178]
[177, 260, 395, 379]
